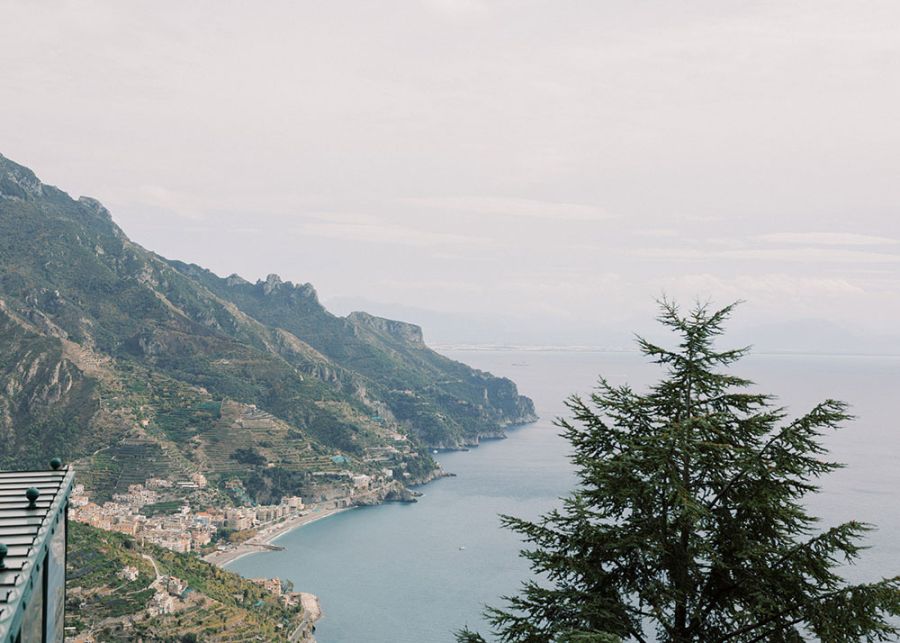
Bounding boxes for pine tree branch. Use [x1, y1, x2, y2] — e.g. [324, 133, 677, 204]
[715, 579, 900, 642]
[687, 522, 870, 636]
[703, 400, 847, 515]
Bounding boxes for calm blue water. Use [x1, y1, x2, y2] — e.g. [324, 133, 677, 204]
[229, 350, 900, 642]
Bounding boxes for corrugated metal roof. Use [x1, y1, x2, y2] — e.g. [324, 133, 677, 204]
[0, 466, 74, 640]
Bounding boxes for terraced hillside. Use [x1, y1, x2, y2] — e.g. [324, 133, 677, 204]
[67, 522, 311, 641]
[0, 153, 536, 503]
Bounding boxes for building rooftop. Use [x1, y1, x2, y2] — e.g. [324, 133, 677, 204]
[0, 463, 75, 640]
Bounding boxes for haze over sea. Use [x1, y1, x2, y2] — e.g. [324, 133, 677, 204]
[229, 348, 900, 643]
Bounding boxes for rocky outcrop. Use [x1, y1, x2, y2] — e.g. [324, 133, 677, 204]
[77, 196, 115, 223]
[257, 273, 319, 302]
[226, 273, 250, 286]
[353, 480, 420, 505]
[347, 311, 425, 346]
[0, 153, 44, 199]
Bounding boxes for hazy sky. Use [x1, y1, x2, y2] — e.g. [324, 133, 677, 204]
[2, 1, 899, 347]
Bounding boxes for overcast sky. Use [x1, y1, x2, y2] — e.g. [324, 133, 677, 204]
[2, 1, 899, 348]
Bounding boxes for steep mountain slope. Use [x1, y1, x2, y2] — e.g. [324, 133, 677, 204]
[0, 153, 535, 501]
[172, 263, 536, 446]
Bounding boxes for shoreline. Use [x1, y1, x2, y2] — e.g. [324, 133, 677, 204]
[202, 474, 448, 568]
[203, 505, 354, 568]
[200, 475, 454, 637]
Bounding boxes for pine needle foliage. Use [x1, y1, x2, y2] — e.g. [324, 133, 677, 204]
[459, 301, 899, 643]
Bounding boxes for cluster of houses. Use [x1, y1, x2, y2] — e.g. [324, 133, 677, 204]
[149, 574, 300, 617]
[221, 496, 305, 531]
[148, 575, 191, 616]
[248, 577, 303, 608]
[70, 480, 304, 553]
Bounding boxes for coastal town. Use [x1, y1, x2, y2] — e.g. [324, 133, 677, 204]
[69, 469, 389, 558]
[65, 472, 398, 641]
[70, 476, 307, 555]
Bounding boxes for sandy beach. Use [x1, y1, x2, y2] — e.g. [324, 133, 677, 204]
[203, 505, 354, 568]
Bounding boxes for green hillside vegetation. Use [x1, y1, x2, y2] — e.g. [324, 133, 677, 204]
[67, 521, 307, 641]
[174, 264, 537, 446]
[0, 152, 536, 503]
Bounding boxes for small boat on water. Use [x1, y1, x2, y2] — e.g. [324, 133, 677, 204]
[459, 546, 466, 551]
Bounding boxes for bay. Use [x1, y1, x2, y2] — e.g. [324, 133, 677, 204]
[228, 349, 900, 642]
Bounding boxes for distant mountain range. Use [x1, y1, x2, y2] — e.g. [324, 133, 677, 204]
[0, 153, 535, 501]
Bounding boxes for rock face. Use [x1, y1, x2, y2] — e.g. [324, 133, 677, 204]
[347, 311, 426, 346]
[0, 152, 537, 495]
[0, 155, 44, 199]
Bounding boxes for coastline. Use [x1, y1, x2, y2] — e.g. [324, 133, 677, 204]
[203, 505, 354, 568]
[198, 469, 464, 638]
[202, 459, 504, 568]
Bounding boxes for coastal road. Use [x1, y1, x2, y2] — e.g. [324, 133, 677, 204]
[289, 593, 321, 642]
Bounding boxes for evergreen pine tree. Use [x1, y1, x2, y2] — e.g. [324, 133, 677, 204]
[459, 301, 899, 643]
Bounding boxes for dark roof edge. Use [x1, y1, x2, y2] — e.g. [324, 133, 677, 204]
[0, 466, 75, 639]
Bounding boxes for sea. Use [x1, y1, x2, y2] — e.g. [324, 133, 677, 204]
[228, 349, 900, 643]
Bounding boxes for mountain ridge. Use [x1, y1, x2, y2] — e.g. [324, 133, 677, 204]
[0, 153, 536, 505]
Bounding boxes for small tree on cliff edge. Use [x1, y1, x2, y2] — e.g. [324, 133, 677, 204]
[458, 301, 899, 643]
